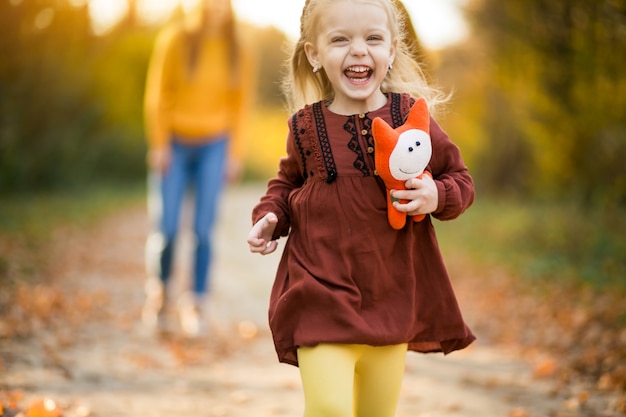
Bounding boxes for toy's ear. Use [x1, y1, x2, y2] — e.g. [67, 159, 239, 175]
[405, 97, 430, 132]
[372, 117, 395, 151]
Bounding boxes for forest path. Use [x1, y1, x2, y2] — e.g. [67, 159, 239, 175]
[1, 184, 574, 417]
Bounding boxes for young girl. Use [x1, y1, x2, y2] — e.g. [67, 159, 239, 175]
[247, 0, 474, 415]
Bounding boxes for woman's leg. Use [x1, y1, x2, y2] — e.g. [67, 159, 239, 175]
[298, 344, 361, 417]
[178, 137, 227, 335]
[155, 142, 188, 284]
[143, 141, 187, 329]
[353, 344, 408, 417]
[191, 137, 227, 296]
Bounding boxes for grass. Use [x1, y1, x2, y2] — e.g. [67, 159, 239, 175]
[0, 182, 144, 238]
[1, 166, 624, 296]
[0, 182, 145, 284]
[435, 197, 626, 292]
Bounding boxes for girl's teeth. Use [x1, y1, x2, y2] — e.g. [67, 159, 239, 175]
[345, 66, 371, 81]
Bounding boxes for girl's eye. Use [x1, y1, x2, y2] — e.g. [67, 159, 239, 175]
[368, 35, 383, 42]
[332, 37, 348, 43]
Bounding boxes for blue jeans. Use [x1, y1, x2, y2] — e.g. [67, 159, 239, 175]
[146, 136, 228, 297]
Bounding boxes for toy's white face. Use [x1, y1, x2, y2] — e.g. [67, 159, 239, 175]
[389, 129, 432, 180]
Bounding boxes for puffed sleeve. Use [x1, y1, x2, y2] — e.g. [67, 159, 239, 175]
[428, 117, 475, 221]
[251, 117, 305, 239]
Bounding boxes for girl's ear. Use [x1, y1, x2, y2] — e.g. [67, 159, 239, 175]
[388, 38, 398, 68]
[304, 42, 320, 70]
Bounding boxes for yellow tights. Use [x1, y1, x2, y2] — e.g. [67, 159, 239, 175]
[297, 343, 408, 417]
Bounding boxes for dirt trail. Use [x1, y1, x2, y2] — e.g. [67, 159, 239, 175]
[1, 184, 567, 417]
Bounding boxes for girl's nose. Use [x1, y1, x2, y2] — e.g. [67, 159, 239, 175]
[350, 40, 367, 56]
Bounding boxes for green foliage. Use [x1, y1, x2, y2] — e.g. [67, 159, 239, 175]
[0, 1, 149, 193]
[436, 198, 626, 291]
[441, 0, 626, 206]
[0, 183, 144, 239]
[244, 25, 290, 108]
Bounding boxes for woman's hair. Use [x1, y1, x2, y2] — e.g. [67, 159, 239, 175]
[281, 0, 448, 115]
[184, 0, 241, 85]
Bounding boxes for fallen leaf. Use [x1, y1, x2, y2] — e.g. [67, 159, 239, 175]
[237, 320, 258, 340]
[533, 358, 557, 378]
[26, 398, 61, 417]
[509, 407, 528, 417]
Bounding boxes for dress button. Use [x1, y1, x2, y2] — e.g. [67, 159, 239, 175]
[361, 129, 368, 135]
[367, 147, 374, 153]
[359, 113, 365, 119]
[374, 170, 379, 176]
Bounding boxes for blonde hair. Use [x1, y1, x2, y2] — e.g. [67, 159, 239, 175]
[281, 0, 448, 115]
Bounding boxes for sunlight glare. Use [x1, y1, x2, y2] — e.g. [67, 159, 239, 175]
[87, 0, 468, 50]
[232, 0, 468, 50]
[88, 0, 199, 32]
[136, 0, 199, 24]
[34, 8, 55, 30]
[89, 0, 127, 34]
[137, 0, 176, 25]
[404, 0, 469, 50]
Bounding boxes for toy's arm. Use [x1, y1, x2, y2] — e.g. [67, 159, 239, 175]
[428, 118, 474, 221]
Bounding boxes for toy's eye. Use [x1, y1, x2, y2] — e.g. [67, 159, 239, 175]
[408, 141, 421, 152]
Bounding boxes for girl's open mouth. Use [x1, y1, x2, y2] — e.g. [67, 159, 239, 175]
[344, 66, 372, 84]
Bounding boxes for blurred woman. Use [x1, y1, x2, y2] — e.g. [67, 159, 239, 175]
[143, 0, 255, 337]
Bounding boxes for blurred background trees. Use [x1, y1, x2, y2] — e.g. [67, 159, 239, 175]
[1, 0, 624, 207]
[452, 0, 626, 206]
[0, 0, 289, 193]
[0, 0, 147, 190]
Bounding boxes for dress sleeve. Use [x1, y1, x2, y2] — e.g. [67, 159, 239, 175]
[428, 117, 475, 221]
[251, 117, 305, 239]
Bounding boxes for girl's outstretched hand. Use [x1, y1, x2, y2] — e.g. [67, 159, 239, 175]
[391, 174, 438, 217]
[247, 212, 279, 255]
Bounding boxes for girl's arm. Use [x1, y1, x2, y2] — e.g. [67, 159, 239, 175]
[428, 117, 475, 221]
[247, 212, 279, 255]
[251, 121, 305, 239]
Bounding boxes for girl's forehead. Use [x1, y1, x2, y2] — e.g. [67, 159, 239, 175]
[317, 0, 391, 32]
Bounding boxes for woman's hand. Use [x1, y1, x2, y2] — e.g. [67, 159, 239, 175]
[247, 212, 279, 255]
[391, 174, 438, 217]
[147, 147, 171, 174]
[226, 159, 243, 183]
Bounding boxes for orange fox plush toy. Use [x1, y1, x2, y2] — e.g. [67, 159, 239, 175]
[372, 97, 432, 230]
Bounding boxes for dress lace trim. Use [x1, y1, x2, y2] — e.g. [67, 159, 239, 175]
[312, 101, 338, 183]
[345, 116, 370, 176]
[292, 110, 310, 180]
[292, 93, 416, 183]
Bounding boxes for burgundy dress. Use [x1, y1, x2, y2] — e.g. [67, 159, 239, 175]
[252, 93, 475, 366]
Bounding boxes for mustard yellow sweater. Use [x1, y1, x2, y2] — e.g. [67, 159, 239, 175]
[144, 24, 254, 162]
